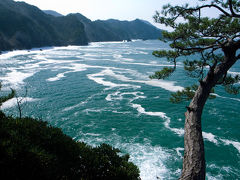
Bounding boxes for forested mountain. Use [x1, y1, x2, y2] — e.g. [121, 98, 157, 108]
[0, 0, 88, 51]
[0, 0, 162, 52]
[73, 13, 162, 42]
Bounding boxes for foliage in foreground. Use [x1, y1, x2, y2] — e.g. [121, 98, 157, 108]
[0, 110, 140, 180]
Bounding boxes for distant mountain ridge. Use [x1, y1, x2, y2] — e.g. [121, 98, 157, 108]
[43, 10, 63, 17]
[73, 13, 162, 42]
[0, 0, 162, 52]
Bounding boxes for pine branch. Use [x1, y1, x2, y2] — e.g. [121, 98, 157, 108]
[229, 0, 240, 18]
[187, 4, 231, 17]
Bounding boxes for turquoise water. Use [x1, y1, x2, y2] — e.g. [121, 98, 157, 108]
[0, 40, 239, 180]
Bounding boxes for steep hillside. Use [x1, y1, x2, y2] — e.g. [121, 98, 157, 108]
[0, 0, 88, 52]
[0, 0, 162, 52]
[73, 13, 162, 42]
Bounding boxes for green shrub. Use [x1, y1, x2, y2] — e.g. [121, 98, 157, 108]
[0, 112, 140, 180]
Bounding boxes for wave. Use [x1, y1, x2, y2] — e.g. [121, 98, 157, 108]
[76, 131, 179, 180]
[212, 93, 240, 102]
[88, 68, 184, 92]
[62, 102, 84, 112]
[106, 91, 146, 102]
[202, 132, 218, 144]
[129, 101, 240, 153]
[125, 143, 173, 180]
[0, 69, 35, 88]
[0, 46, 54, 59]
[220, 139, 240, 153]
[140, 79, 184, 92]
[130, 102, 184, 137]
[47, 72, 67, 82]
[228, 71, 240, 76]
[175, 147, 184, 158]
[207, 163, 240, 180]
[63, 93, 101, 112]
[87, 69, 140, 90]
[1, 97, 39, 110]
[120, 61, 178, 67]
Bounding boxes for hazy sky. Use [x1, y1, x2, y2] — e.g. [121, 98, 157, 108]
[15, 0, 219, 30]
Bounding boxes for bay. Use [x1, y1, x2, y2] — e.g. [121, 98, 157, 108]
[0, 40, 239, 179]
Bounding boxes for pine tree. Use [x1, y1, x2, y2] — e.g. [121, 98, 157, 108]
[151, 0, 240, 179]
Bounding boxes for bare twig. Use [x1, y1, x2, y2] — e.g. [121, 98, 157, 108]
[16, 88, 28, 119]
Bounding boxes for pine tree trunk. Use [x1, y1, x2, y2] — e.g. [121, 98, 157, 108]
[179, 87, 208, 180]
[179, 46, 237, 180]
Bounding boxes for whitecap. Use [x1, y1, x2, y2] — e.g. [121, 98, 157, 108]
[0, 46, 53, 59]
[175, 147, 184, 158]
[87, 69, 139, 90]
[202, 132, 218, 144]
[1, 97, 39, 110]
[89, 68, 184, 92]
[121, 61, 177, 67]
[220, 138, 240, 153]
[141, 79, 184, 92]
[62, 103, 83, 112]
[83, 108, 108, 115]
[47, 72, 66, 82]
[132, 103, 166, 117]
[130, 102, 184, 136]
[228, 71, 240, 76]
[0, 69, 35, 88]
[126, 143, 170, 180]
[85, 133, 101, 137]
[106, 91, 146, 102]
[163, 117, 184, 136]
[211, 93, 240, 102]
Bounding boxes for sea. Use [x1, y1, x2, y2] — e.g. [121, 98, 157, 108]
[0, 40, 239, 180]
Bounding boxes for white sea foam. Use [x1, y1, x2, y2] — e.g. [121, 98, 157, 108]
[163, 117, 184, 136]
[77, 131, 177, 180]
[88, 68, 184, 92]
[85, 133, 101, 137]
[1, 97, 38, 110]
[206, 164, 237, 180]
[130, 101, 230, 145]
[212, 93, 240, 102]
[0, 50, 33, 59]
[125, 143, 171, 180]
[83, 108, 107, 115]
[106, 91, 146, 102]
[175, 147, 184, 158]
[121, 61, 177, 67]
[130, 102, 184, 136]
[47, 72, 66, 81]
[63, 93, 99, 112]
[202, 132, 218, 144]
[113, 54, 123, 59]
[46, 63, 100, 82]
[87, 69, 139, 90]
[62, 103, 83, 112]
[0, 47, 53, 59]
[132, 103, 166, 117]
[141, 79, 184, 92]
[228, 71, 240, 76]
[0, 69, 35, 88]
[220, 139, 240, 153]
[88, 74, 131, 89]
[105, 91, 121, 101]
